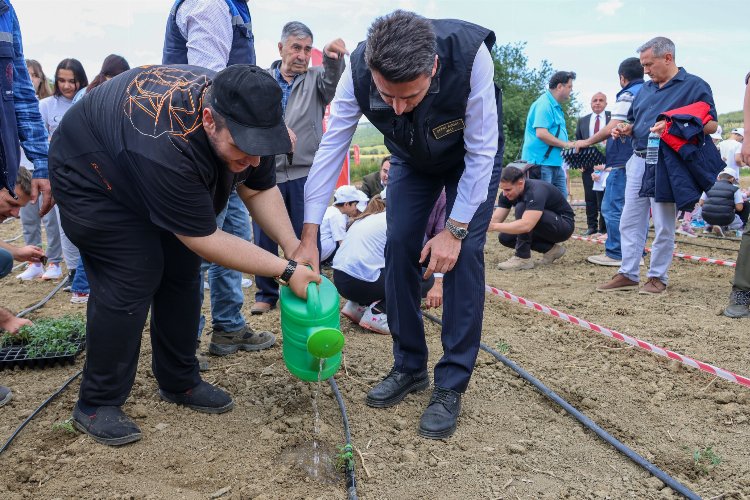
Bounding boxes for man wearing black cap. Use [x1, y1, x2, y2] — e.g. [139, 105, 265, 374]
[49, 64, 319, 447]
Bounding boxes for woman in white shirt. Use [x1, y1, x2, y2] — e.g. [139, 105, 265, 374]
[333, 193, 433, 335]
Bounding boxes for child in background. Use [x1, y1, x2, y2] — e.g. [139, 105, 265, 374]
[701, 167, 747, 237]
[320, 185, 368, 264]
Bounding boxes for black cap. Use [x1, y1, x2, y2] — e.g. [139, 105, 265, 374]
[208, 64, 291, 156]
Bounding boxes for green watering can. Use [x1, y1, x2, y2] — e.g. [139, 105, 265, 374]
[279, 276, 345, 382]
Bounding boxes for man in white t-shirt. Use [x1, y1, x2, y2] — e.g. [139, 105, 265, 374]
[320, 185, 368, 263]
[718, 128, 744, 179]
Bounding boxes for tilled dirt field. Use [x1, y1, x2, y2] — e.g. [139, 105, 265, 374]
[1, 182, 749, 499]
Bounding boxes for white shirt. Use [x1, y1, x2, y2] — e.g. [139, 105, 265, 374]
[320, 206, 348, 261]
[332, 212, 387, 282]
[304, 43, 498, 225]
[718, 139, 742, 179]
[176, 0, 234, 71]
[588, 112, 606, 141]
[38, 95, 74, 137]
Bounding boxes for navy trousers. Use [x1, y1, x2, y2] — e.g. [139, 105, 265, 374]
[385, 153, 502, 393]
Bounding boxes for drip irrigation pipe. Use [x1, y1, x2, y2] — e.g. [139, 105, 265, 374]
[0, 368, 83, 455]
[16, 274, 70, 318]
[422, 311, 700, 499]
[3, 233, 22, 243]
[329, 377, 357, 500]
[2, 217, 17, 224]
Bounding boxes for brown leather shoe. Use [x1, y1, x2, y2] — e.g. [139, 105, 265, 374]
[596, 273, 638, 292]
[250, 301, 274, 315]
[639, 277, 667, 295]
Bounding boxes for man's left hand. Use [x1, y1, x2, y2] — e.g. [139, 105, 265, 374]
[31, 178, 54, 216]
[650, 120, 667, 135]
[324, 38, 348, 60]
[420, 230, 462, 278]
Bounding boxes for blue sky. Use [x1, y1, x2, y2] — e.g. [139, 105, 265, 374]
[15, 0, 750, 117]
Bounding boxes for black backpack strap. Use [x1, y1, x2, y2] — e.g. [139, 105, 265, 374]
[542, 125, 562, 162]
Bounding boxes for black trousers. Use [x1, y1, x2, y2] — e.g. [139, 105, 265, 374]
[62, 217, 202, 407]
[582, 167, 604, 232]
[333, 268, 433, 309]
[499, 203, 575, 258]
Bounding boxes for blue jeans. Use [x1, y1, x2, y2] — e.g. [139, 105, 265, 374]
[0, 248, 12, 279]
[253, 177, 306, 306]
[540, 165, 567, 197]
[601, 167, 626, 260]
[72, 257, 90, 294]
[198, 190, 251, 336]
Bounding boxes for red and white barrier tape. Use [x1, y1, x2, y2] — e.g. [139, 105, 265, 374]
[484, 284, 750, 388]
[570, 234, 736, 268]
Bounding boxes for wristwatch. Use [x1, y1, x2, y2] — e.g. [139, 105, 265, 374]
[274, 259, 298, 286]
[445, 219, 468, 240]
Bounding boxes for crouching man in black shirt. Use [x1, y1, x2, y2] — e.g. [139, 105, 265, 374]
[490, 165, 575, 270]
[49, 64, 319, 447]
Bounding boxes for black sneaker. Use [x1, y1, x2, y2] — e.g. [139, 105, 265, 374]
[724, 288, 750, 318]
[159, 381, 233, 414]
[0, 385, 12, 408]
[71, 404, 142, 446]
[418, 387, 462, 439]
[209, 325, 275, 355]
[365, 368, 429, 408]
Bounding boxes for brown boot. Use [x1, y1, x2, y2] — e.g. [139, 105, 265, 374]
[639, 277, 667, 295]
[250, 301, 274, 315]
[596, 273, 638, 292]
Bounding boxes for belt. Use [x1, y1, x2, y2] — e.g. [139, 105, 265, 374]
[634, 150, 646, 159]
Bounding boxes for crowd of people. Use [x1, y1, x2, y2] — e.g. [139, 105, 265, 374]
[0, 0, 748, 445]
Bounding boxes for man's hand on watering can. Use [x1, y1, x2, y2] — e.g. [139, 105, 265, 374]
[289, 265, 321, 299]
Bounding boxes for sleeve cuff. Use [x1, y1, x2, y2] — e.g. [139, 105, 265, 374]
[31, 161, 49, 178]
[304, 202, 329, 226]
[433, 273, 444, 279]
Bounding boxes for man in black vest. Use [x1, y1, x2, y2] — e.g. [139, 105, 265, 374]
[575, 93, 611, 235]
[296, 10, 503, 439]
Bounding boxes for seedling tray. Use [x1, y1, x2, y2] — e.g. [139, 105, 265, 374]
[0, 316, 86, 370]
[0, 335, 85, 369]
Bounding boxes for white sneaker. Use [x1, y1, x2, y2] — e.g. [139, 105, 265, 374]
[341, 300, 367, 323]
[41, 263, 63, 280]
[17, 262, 44, 280]
[497, 255, 534, 271]
[587, 254, 622, 267]
[70, 292, 89, 304]
[241, 278, 253, 288]
[359, 303, 390, 335]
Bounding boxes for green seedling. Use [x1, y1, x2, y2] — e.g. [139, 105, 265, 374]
[1, 315, 86, 357]
[691, 446, 722, 475]
[334, 444, 354, 472]
[52, 418, 76, 434]
[495, 340, 511, 355]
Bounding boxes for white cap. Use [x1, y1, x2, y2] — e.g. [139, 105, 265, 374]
[719, 166, 737, 178]
[710, 124, 723, 140]
[334, 185, 369, 211]
[732, 127, 744, 137]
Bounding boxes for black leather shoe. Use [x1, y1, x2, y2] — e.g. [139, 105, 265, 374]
[365, 368, 429, 408]
[583, 228, 598, 236]
[72, 404, 142, 446]
[418, 387, 462, 439]
[159, 381, 234, 414]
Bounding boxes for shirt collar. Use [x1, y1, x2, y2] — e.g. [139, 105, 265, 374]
[545, 89, 562, 109]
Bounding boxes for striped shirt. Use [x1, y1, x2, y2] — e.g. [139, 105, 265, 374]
[274, 67, 298, 115]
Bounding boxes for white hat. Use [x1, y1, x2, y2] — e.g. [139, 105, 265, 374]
[710, 124, 723, 140]
[732, 127, 744, 137]
[719, 166, 737, 178]
[334, 185, 369, 211]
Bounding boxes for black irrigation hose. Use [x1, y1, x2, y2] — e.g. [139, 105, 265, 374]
[422, 311, 700, 500]
[0, 368, 83, 455]
[329, 377, 357, 500]
[16, 274, 70, 318]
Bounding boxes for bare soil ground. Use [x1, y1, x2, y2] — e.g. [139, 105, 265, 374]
[1, 181, 749, 499]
